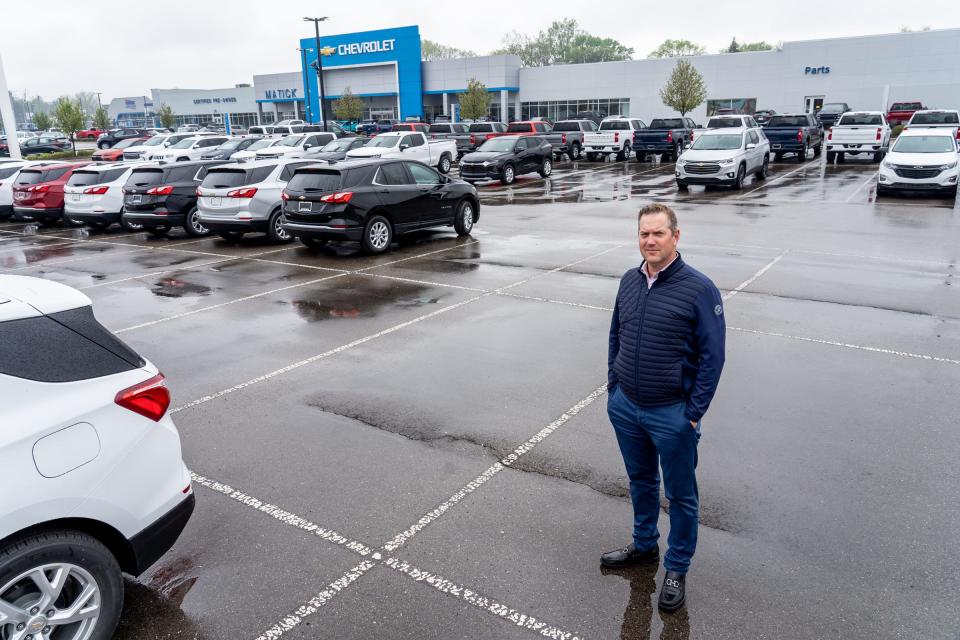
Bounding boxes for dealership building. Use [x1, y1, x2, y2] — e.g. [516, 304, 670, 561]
[112, 25, 960, 128]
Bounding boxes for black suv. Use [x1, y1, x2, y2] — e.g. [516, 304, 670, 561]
[459, 135, 554, 185]
[121, 160, 228, 237]
[97, 128, 151, 149]
[282, 158, 479, 254]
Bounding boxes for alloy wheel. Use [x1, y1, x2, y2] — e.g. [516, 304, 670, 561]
[461, 204, 473, 232]
[0, 563, 102, 640]
[369, 221, 389, 250]
[189, 211, 207, 235]
[274, 213, 290, 240]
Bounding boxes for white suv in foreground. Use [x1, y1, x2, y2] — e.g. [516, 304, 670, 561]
[878, 128, 959, 197]
[0, 276, 194, 639]
[676, 127, 770, 190]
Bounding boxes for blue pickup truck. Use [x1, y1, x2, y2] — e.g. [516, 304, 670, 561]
[762, 113, 823, 162]
[633, 117, 698, 161]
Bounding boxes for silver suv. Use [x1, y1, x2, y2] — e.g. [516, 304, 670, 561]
[195, 158, 316, 242]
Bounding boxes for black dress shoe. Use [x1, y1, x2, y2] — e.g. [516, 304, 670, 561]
[658, 571, 686, 611]
[600, 543, 659, 568]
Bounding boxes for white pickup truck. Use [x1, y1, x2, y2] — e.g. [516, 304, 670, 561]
[825, 111, 891, 163]
[582, 117, 646, 162]
[346, 132, 456, 174]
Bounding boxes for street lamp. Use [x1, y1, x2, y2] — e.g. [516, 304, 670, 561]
[303, 16, 329, 132]
[296, 47, 314, 123]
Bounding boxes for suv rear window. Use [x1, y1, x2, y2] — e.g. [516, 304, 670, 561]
[837, 114, 883, 126]
[201, 166, 275, 189]
[15, 168, 68, 185]
[766, 116, 810, 127]
[0, 306, 144, 382]
[0, 166, 22, 180]
[127, 168, 165, 188]
[469, 124, 493, 133]
[599, 120, 630, 131]
[286, 170, 343, 192]
[649, 119, 684, 128]
[67, 168, 126, 187]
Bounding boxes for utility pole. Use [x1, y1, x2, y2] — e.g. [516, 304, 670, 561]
[0, 52, 22, 159]
[96, 92, 103, 109]
[303, 16, 329, 132]
[297, 47, 314, 123]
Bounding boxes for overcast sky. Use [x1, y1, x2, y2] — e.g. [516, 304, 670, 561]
[3, 0, 957, 102]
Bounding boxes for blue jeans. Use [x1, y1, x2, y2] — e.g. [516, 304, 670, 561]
[607, 385, 701, 574]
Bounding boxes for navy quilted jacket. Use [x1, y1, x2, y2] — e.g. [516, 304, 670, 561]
[608, 254, 725, 423]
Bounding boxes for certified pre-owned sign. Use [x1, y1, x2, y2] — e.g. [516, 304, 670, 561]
[335, 39, 397, 56]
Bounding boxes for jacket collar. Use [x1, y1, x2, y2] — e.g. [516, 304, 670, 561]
[639, 252, 685, 286]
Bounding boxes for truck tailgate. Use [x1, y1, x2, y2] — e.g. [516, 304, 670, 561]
[584, 133, 618, 147]
[634, 130, 671, 144]
[830, 127, 881, 144]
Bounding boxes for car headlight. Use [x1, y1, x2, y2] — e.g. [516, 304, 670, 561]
[482, 161, 493, 167]
[939, 161, 958, 171]
[881, 160, 894, 170]
[719, 158, 734, 165]
[677, 158, 687, 165]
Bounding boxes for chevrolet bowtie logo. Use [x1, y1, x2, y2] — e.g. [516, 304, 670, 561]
[298, 195, 305, 200]
[320, 46, 336, 56]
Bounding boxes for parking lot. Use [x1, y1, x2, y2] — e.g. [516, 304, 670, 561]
[2, 155, 958, 640]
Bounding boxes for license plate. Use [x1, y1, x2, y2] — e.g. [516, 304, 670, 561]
[592, 146, 603, 150]
[299, 201, 312, 212]
[772, 144, 781, 149]
[69, 193, 81, 202]
[127, 194, 142, 204]
[210, 197, 221, 207]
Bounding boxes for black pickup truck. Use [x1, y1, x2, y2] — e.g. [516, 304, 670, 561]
[762, 113, 823, 162]
[633, 117, 697, 161]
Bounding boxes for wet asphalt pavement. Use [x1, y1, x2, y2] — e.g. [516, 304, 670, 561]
[2, 152, 959, 640]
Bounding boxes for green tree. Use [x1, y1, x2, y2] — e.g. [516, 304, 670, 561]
[492, 20, 633, 66]
[31, 111, 52, 131]
[648, 39, 706, 58]
[52, 97, 85, 152]
[659, 59, 707, 116]
[157, 104, 176, 130]
[739, 41, 774, 52]
[333, 87, 364, 123]
[726, 37, 740, 53]
[422, 39, 477, 61]
[458, 79, 490, 121]
[92, 106, 111, 130]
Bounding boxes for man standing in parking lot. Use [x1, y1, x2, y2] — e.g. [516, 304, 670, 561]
[603, 203, 726, 612]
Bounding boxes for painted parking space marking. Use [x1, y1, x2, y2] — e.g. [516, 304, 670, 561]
[736, 161, 820, 198]
[722, 250, 789, 301]
[844, 172, 877, 203]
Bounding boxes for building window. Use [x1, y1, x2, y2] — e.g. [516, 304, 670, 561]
[520, 98, 629, 122]
[706, 98, 757, 116]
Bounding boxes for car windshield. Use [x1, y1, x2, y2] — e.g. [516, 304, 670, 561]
[892, 135, 956, 153]
[911, 112, 960, 125]
[114, 139, 141, 149]
[837, 114, 883, 126]
[551, 122, 582, 132]
[649, 119, 684, 128]
[821, 104, 847, 113]
[217, 138, 247, 150]
[142, 137, 166, 147]
[893, 103, 922, 110]
[766, 116, 809, 127]
[708, 118, 743, 128]
[366, 136, 400, 148]
[247, 139, 276, 151]
[278, 135, 305, 147]
[690, 134, 743, 150]
[322, 139, 355, 152]
[477, 138, 517, 152]
[170, 138, 197, 149]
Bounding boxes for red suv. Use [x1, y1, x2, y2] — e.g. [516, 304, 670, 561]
[12, 161, 90, 225]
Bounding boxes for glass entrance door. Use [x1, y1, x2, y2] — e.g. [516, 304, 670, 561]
[804, 96, 825, 114]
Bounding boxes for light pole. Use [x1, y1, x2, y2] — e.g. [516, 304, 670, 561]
[0, 52, 21, 159]
[297, 47, 314, 123]
[95, 92, 103, 110]
[303, 16, 329, 132]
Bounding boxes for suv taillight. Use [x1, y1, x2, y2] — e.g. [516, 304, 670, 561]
[281, 191, 290, 201]
[83, 186, 109, 195]
[227, 187, 258, 198]
[320, 191, 353, 204]
[146, 185, 174, 196]
[115, 373, 170, 422]
[27, 184, 50, 193]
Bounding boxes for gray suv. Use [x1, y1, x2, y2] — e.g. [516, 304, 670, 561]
[195, 158, 315, 242]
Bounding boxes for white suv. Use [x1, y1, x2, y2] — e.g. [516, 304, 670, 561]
[63, 162, 155, 231]
[148, 136, 229, 162]
[254, 132, 337, 160]
[676, 127, 771, 190]
[0, 275, 194, 640]
[878, 128, 960, 197]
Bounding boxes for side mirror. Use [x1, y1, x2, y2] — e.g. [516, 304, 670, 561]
[684, 144, 691, 150]
[303, 144, 312, 149]
[399, 144, 409, 151]
[745, 143, 757, 150]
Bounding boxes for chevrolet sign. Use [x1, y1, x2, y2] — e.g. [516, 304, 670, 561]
[334, 39, 396, 56]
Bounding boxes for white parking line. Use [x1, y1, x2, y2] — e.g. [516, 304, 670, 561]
[844, 173, 878, 203]
[0, 239, 77, 255]
[382, 384, 607, 552]
[728, 326, 960, 365]
[254, 561, 377, 640]
[722, 250, 789, 301]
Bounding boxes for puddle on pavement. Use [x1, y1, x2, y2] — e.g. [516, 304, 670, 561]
[151, 277, 213, 298]
[288, 278, 448, 322]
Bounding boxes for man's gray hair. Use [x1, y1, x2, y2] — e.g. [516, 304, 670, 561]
[637, 203, 678, 232]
